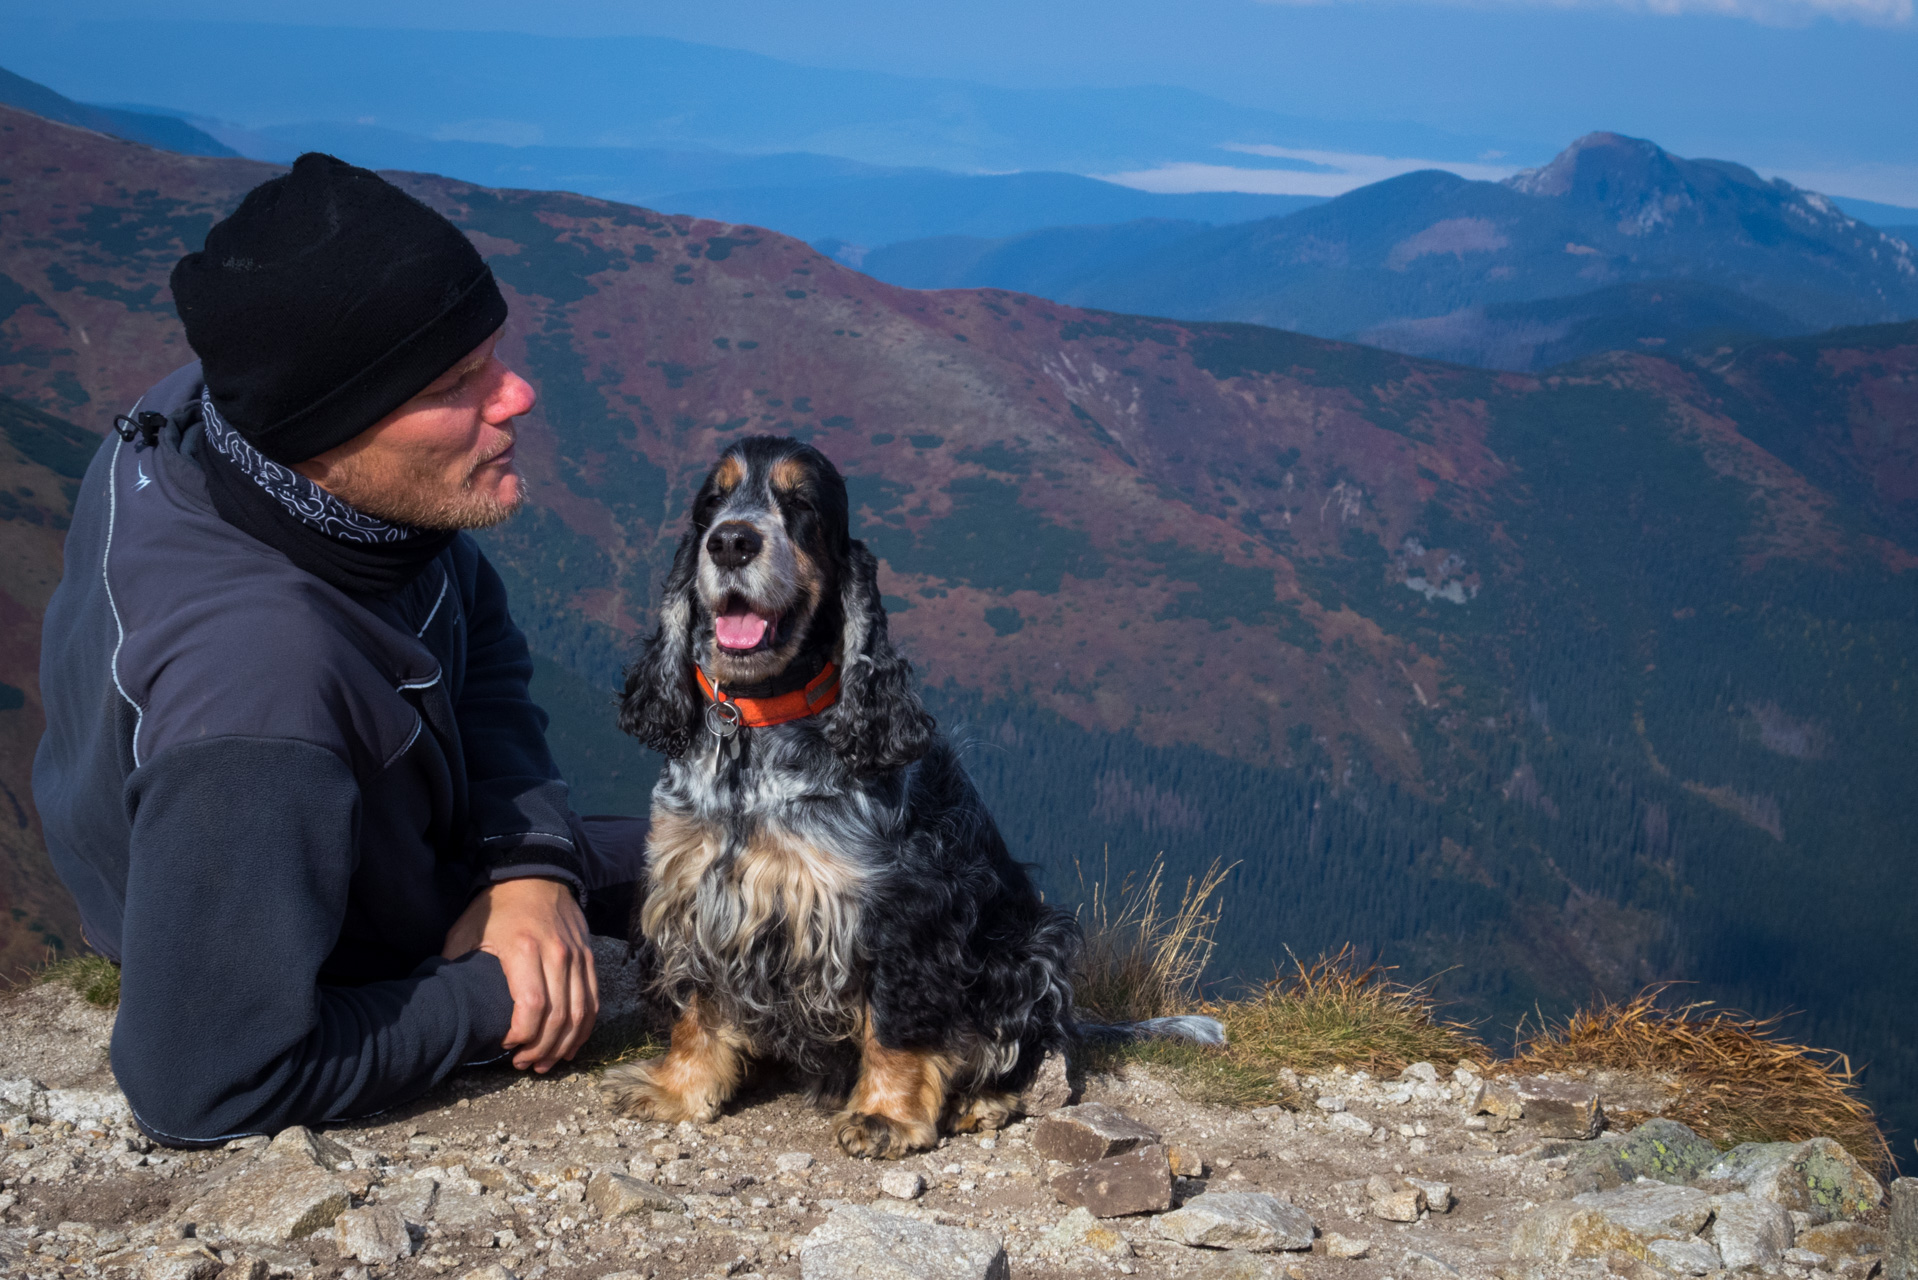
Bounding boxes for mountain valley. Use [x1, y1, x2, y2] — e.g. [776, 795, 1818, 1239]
[1, 105, 1915, 1141]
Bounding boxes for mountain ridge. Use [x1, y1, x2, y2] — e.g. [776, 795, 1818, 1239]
[859, 132, 1918, 371]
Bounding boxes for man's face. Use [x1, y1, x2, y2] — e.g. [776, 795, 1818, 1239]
[294, 329, 536, 530]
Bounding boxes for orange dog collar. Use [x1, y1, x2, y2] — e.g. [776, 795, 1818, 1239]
[695, 662, 841, 728]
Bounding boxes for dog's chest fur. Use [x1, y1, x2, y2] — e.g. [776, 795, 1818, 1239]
[641, 748, 886, 1056]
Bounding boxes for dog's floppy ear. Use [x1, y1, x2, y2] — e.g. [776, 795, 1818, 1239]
[619, 529, 702, 758]
[823, 539, 935, 776]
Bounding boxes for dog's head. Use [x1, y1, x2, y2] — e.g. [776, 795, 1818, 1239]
[619, 436, 934, 775]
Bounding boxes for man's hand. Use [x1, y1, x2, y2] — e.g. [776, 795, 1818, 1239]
[443, 877, 598, 1072]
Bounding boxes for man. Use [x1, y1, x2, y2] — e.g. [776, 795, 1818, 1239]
[32, 153, 646, 1145]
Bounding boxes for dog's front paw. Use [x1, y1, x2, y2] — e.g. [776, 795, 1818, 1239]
[601, 1061, 719, 1123]
[948, 1091, 1017, 1134]
[833, 1110, 936, 1160]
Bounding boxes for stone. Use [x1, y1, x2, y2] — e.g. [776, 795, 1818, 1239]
[1471, 1076, 1603, 1139]
[223, 1256, 272, 1280]
[1400, 1062, 1441, 1084]
[777, 1152, 817, 1173]
[431, 1191, 503, 1234]
[587, 1171, 686, 1218]
[879, 1170, 926, 1201]
[264, 1125, 351, 1169]
[1798, 1219, 1886, 1259]
[1328, 1112, 1374, 1136]
[378, 1177, 438, 1225]
[42, 1087, 133, 1129]
[1646, 1237, 1721, 1275]
[139, 1245, 223, 1280]
[1372, 1188, 1425, 1222]
[1705, 1137, 1883, 1223]
[1031, 1103, 1161, 1164]
[1169, 1146, 1208, 1177]
[1405, 1177, 1454, 1213]
[1615, 1119, 1718, 1185]
[181, 1161, 353, 1246]
[1324, 1232, 1371, 1259]
[1509, 1183, 1714, 1267]
[458, 1266, 517, 1280]
[1710, 1193, 1793, 1270]
[1890, 1178, 1918, 1280]
[1017, 1050, 1076, 1116]
[1049, 1143, 1172, 1217]
[1315, 1095, 1346, 1112]
[334, 1205, 415, 1265]
[799, 1203, 1009, 1280]
[1042, 1206, 1133, 1258]
[1152, 1192, 1316, 1252]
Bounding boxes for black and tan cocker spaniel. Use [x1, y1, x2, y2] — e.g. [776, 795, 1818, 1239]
[607, 435, 1080, 1158]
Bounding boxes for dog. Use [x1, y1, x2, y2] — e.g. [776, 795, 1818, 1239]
[605, 435, 1080, 1157]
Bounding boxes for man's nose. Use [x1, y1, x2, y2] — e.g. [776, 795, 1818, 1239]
[706, 522, 763, 570]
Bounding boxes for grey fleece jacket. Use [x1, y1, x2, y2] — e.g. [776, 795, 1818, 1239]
[31, 363, 641, 1145]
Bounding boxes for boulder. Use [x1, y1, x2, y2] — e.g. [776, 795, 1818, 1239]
[1796, 1219, 1886, 1261]
[180, 1161, 353, 1246]
[1016, 1050, 1076, 1116]
[1509, 1183, 1713, 1267]
[1888, 1177, 1917, 1280]
[1049, 1143, 1172, 1217]
[42, 1088, 133, 1129]
[800, 1204, 1009, 1280]
[1041, 1206, 1133, 1258]
[1472, 1075, 1603, 1139]
[334, 1206, 414, 1265]
[587, 1171, 686, 1218]
[1705, 1137, 1882, 1223]
[1152, 1191, 1315, 1252]
[1615, 1119, 1718, 1184]
[1709, 1193, 1793, 1271]
[1031, 1103, 1161, 1164]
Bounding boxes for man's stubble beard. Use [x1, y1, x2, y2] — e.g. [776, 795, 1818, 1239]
[325, 448, 525, 531]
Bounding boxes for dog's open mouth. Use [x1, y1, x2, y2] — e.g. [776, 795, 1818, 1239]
[713, 598, 784, 652]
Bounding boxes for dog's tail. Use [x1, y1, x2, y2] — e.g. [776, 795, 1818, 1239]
[1074, 1015, 1227, 1046]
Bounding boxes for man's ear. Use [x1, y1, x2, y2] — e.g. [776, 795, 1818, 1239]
[619, 530, 701, 758]
[821, 540, 934, 777]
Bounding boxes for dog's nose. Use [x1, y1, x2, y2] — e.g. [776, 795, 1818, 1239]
[706, 522, 763, 570]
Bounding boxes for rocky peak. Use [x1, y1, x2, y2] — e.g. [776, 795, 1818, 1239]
[1503, 130, 1802, 238]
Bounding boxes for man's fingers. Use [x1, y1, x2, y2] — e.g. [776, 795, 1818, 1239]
[556, 949, 598, 1062]
[522, 938, 585, 1070]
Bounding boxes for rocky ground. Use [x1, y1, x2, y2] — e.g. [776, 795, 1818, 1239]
[1, 940, 1909, 1280]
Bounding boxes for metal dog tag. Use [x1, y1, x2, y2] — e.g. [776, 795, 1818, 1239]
[706, 701, 743, 768]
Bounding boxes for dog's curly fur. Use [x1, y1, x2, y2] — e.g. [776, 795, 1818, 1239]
[606, 436, 1080, 1157]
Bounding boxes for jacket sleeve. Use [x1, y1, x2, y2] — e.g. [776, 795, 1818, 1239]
[113, 735, 516, 1145]
[454, 549, 587, 898]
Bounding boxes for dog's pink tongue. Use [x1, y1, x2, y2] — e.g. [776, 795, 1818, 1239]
[715, 609, 771, 650]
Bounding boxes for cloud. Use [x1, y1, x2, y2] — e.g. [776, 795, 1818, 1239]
[1096, 144, 1520, 198]
[1253, 0, 1912, 26]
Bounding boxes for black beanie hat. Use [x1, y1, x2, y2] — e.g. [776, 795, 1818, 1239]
[171, 152, 508, 465]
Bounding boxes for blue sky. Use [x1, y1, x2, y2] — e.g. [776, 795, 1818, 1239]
[6, 0, 1916, 205]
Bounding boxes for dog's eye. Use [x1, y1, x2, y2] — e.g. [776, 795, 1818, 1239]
[785, 493, 815, 513]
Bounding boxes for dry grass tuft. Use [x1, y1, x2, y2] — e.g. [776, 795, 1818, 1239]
[1073, 857, 1482, 1107]
[1072, 853, 1231, 1024]
[37, 954, 121, 1008]
[1218, 946, 1484, 1081]
[1510, 986, 1890, 1174]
